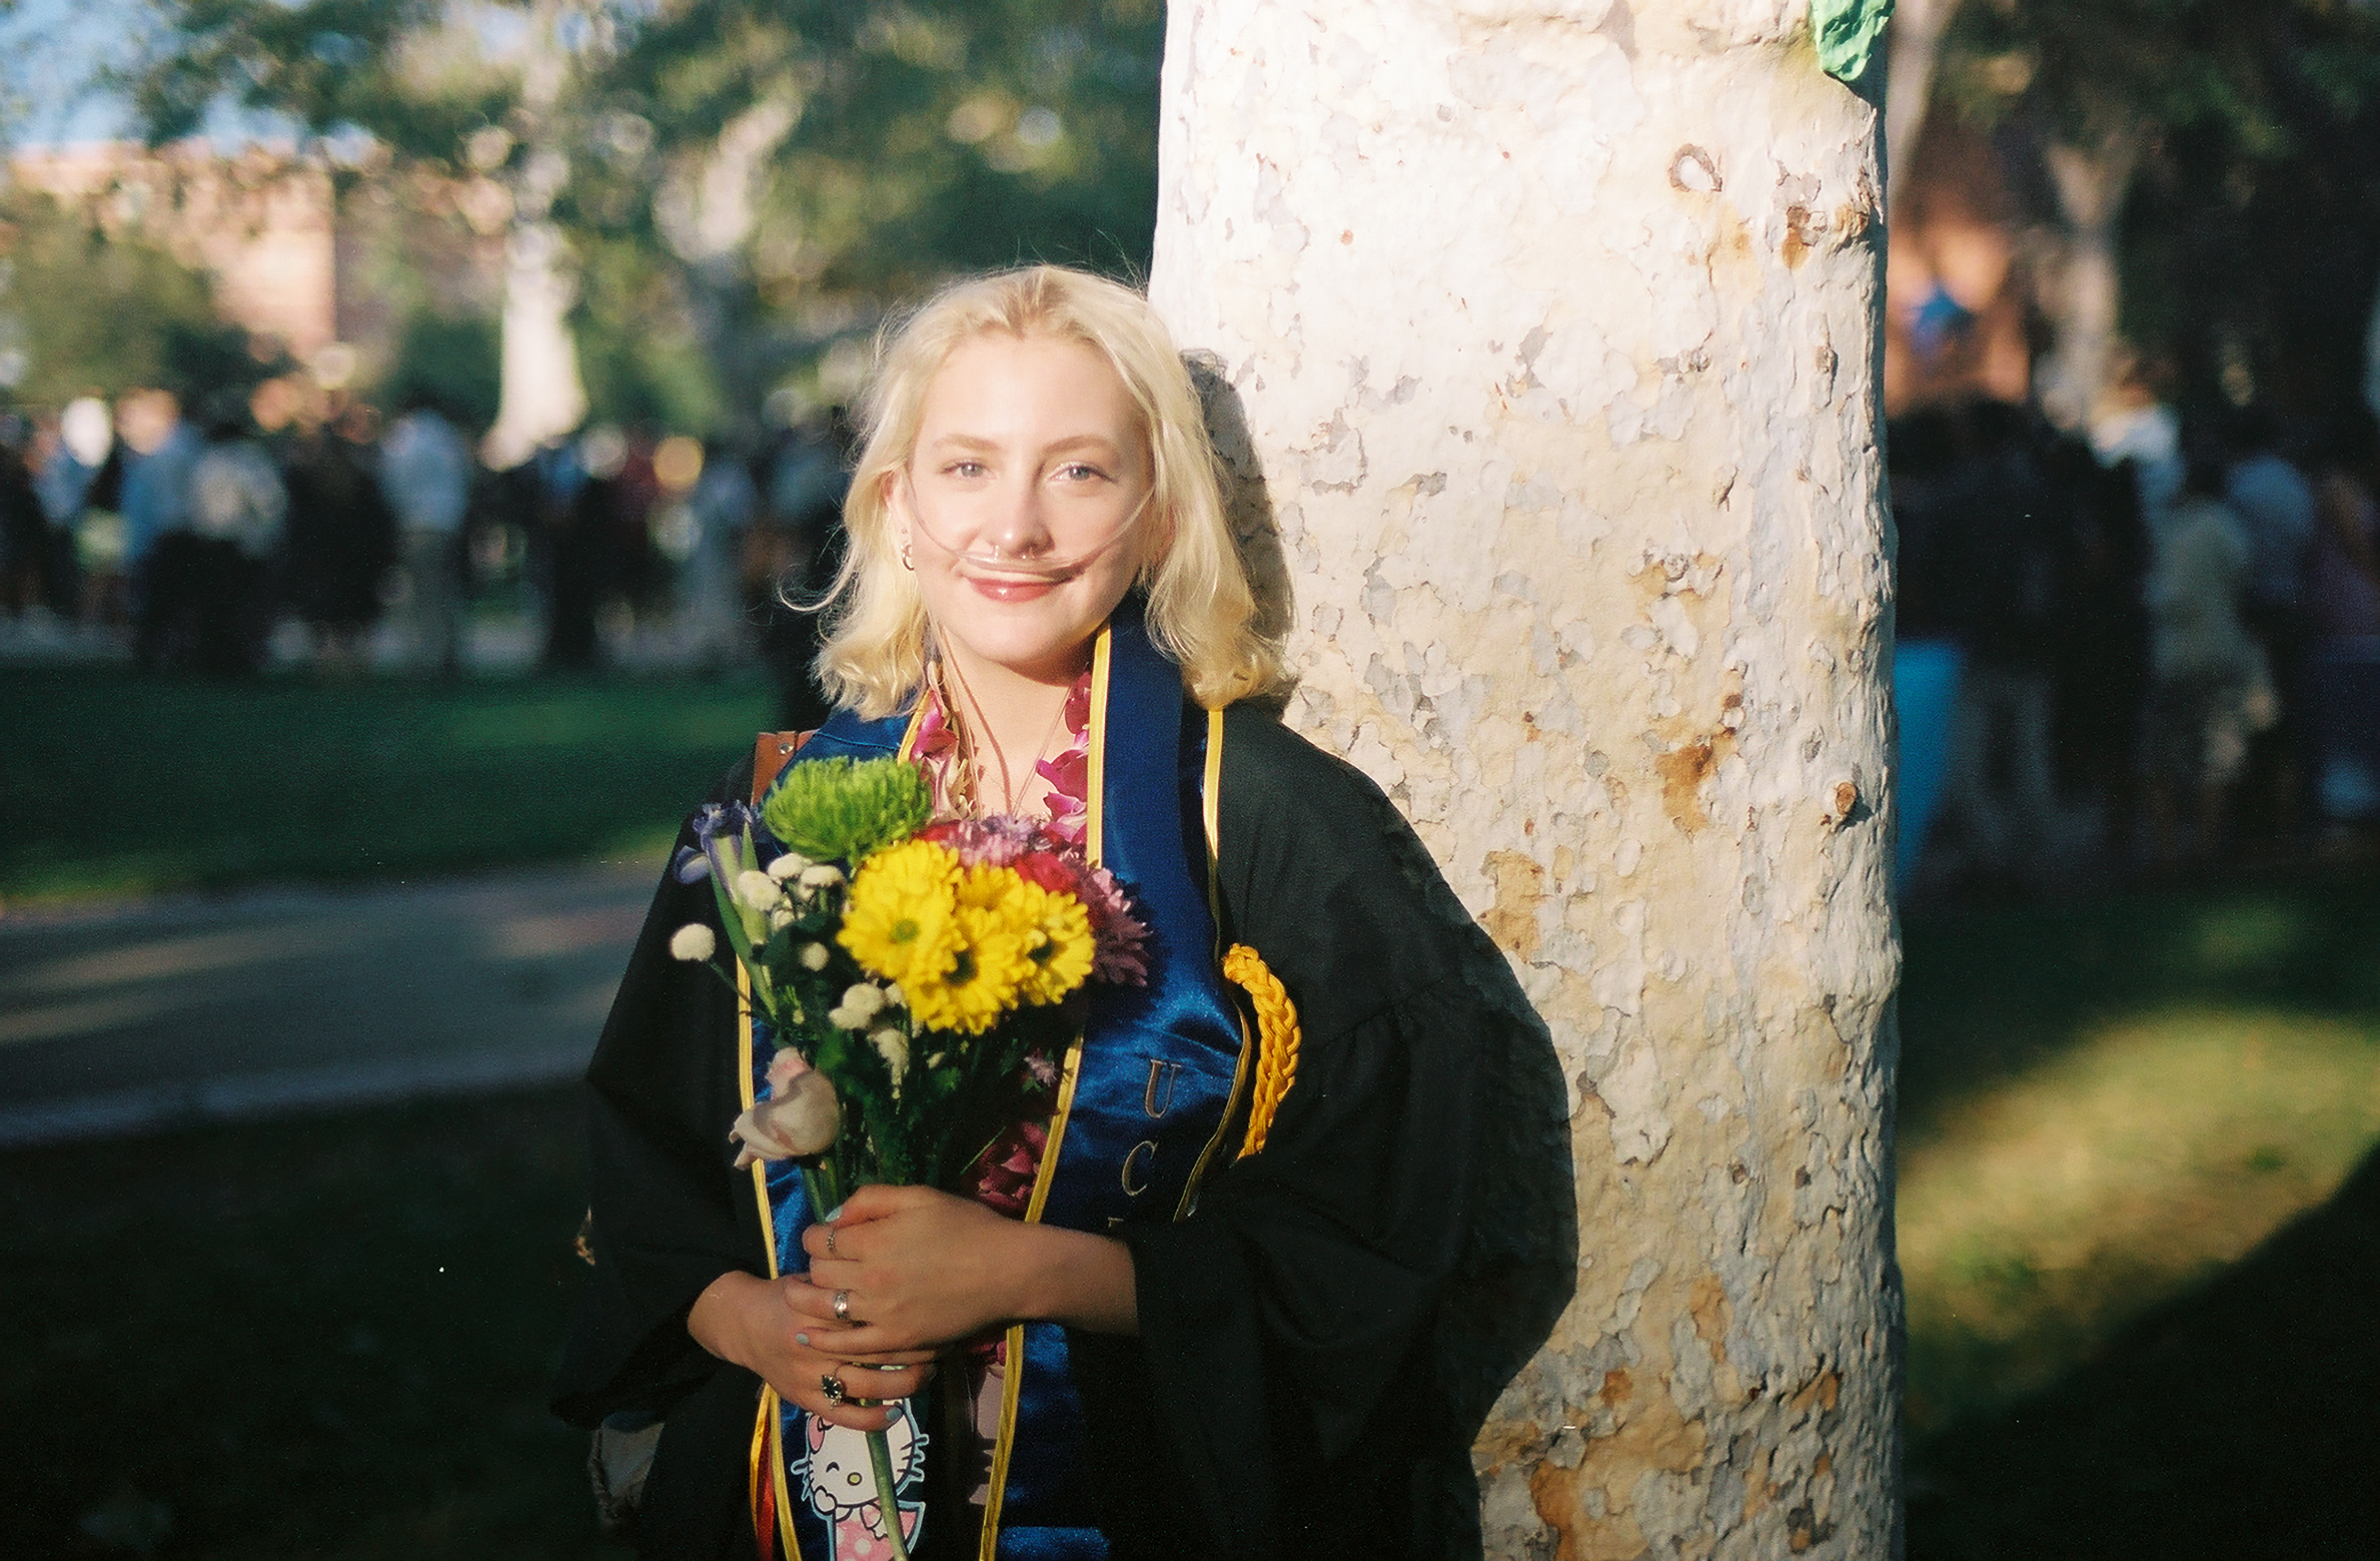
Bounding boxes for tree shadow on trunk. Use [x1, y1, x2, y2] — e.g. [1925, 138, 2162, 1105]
[1183, 351, 1297, 655]
[1907, 1136, 2380, 1561]
[1184, 349, 1578, 1556]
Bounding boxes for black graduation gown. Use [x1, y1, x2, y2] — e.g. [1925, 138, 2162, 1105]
[552, 707, 1497, 1560]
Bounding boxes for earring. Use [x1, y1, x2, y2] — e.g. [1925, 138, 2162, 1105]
[900, 538, 913, 572]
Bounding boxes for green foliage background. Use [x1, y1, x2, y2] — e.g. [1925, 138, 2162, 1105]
[1, 191, 267, 405]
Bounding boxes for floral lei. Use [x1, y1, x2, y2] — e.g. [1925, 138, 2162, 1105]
[910, 665, 1093, 846]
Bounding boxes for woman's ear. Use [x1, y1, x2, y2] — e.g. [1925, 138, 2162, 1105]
[879, 467, 910, 549]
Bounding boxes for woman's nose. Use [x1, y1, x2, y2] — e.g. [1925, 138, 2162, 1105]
[973, 470, 1052, 558]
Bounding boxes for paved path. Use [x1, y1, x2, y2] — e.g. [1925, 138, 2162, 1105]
[0, 860, 662, 1147]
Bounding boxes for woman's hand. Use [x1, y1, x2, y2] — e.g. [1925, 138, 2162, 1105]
[688, 1270, 936, 1433]
[793, 1184, 1139, 1353]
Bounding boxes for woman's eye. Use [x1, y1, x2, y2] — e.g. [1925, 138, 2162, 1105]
[944, 461, 988, 479]
[1055, 462, 1107, 483]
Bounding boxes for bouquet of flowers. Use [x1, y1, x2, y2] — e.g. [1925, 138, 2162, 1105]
[666, 754, 1148, 1559]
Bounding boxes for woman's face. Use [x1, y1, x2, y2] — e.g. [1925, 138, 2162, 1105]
[892, 331, 1155, 689]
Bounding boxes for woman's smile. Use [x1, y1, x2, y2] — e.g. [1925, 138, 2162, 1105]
[966, 575, 1061, 603]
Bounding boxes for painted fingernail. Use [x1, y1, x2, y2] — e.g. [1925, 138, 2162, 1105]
[823, 1203, 843, 1222]
[795, 1332, 811, 1346]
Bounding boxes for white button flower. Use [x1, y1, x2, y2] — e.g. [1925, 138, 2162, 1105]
[798, 863, 847, 890]
[766, 852, 813, 882]
[797, 942, 830, 971]
[732, 870, 782, 914]
[827, 982, 887, 1029]
[870, 1026, 910, 1087]
[668, 923, 717, 962]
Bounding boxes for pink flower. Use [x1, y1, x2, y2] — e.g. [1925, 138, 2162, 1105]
[964, 1116, 1048, 1219]
[1076, 864, 1149, 985]
[764, 1048, 813, 1095]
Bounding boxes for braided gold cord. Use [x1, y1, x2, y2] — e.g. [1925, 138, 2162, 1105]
[1223, 943, 1301, 1158]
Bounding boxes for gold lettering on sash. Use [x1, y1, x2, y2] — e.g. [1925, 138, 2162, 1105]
[1141, 1059, 1182, 1119]
[1120, 1140, 1159, 1196]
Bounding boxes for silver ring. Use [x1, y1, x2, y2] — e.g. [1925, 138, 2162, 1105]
[824, 1226, 838, 1257]
[820, 1371, 847, 1406]
[832, 1289, 852, 1323]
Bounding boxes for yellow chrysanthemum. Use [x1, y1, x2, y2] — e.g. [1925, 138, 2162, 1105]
[905, 902, 1031, 1035]
[1012, 880, 1095, 1006]
[838, 840, 960, 986]
[954, 862, 1021, 911]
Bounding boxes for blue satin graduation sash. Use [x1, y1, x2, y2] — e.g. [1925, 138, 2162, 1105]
[744, 609, 1253, 1561]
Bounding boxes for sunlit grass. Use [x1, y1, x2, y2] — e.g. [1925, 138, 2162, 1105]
[1899, 1006, 2380, 1432]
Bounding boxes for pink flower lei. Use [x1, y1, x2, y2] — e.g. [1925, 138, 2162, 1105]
[910, 669, 1092, 847]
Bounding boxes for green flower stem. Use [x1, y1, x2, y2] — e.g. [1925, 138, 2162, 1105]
[801, 1155, 845, 1223]
[867, 1430, 912, 1560]
[801, 1151, 910, 1561]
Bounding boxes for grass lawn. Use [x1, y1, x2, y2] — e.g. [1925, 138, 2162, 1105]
[0, 1088, 627, 1560]
[1896, 875, 2380, 1556]
[0, 667, 777, 905]
[4, 662, 2374, 1552]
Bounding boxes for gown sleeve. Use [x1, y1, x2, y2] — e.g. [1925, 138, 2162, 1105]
[1075, 709, 1495, 1561]
[550, 760, 769, 1558]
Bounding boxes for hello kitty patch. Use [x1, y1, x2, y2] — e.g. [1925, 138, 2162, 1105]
[791, 1401, 927, 1560]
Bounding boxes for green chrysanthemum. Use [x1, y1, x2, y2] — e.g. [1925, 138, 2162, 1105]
[761, 756, 933, 864]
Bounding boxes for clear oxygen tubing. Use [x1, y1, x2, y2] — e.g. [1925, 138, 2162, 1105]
[894, 466, 1154, 583]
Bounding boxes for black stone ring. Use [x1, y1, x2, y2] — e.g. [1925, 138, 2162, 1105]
[819, 1371, 848, 1407]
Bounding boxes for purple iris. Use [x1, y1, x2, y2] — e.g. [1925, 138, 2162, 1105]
[674, 801, 762, 885]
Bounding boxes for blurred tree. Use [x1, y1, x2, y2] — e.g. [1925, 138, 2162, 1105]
[120, 1, 1167, 437]
[381, 311, 503, 430]
[0, 189, 267, 405]
[593, 0, 1161, 292]
[1926, 0, 2380, 425]
[123, 0, 605, 457]
[574, 0, 1163, 414]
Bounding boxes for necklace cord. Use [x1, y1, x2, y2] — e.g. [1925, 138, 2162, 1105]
[932, 646, 1074, 817]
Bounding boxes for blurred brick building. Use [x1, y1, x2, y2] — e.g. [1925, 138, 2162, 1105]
[9, 141, 504, 378]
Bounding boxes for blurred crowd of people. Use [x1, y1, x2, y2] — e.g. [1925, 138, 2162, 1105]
[11, 363, 2374, 883]
[1893, 384, 2380, 885]
[0, 379, 855, 722]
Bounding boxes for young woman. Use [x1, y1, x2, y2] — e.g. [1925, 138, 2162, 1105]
[556, 268, 1495, 1561]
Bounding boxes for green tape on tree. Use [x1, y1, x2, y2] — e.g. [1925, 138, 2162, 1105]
[1813, 0, 1894, 84]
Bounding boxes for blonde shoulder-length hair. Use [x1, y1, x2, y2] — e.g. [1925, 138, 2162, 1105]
[813, 265, 1288, 718]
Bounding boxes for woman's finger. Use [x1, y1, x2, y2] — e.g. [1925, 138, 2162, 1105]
[786, 1366, 896, 1431]
[779, 1355, 935, 1431]
[782, 1267, 864, 1323]
[827, 1182, 927, 1224]
[801, 1219, 864, 1264]
[787, 1322, 937, 1370]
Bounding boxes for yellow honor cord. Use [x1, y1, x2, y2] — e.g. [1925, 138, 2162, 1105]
[1221, 944, 1300, 1158]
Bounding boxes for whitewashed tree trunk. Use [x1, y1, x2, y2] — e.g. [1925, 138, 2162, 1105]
[486, 0, 589, 468]
[1151, 3, 1901, 1556]
[2036, 130, 2138, 433]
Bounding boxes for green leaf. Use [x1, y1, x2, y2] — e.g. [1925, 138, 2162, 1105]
[1813, 0, 1894, 85]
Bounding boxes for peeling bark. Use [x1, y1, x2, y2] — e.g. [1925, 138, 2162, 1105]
[1152, 4, 1901, 1555]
